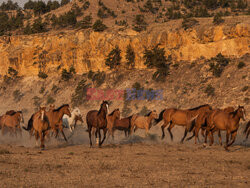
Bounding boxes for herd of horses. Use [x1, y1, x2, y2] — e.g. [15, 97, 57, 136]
[0, 101, 249, 151]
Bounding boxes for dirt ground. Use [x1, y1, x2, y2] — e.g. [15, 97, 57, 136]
[0, 125, 249, 188]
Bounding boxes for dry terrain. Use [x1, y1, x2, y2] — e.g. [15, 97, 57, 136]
[0, 125, 249, 187]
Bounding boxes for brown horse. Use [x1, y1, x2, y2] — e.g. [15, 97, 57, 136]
[131, 111, 158, 136]
[74, 114, 84, 126]
[1, 111, 24, 136]
[243, 120, 250, 141]
[156, 104, 212, 143]
[112, 115, 136, 139]
[106, 109, 121, 139]
[187, 106, 235, 144]
[32, 107, 50, 149]
[86, 101, 109, 147]
[45, 104, 71, 141]
[205, 106, 246, 150]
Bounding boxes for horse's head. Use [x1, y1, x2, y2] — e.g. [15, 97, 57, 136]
[49, 104, 55, 111]
[73, 107, 81, 116]
[101, 100, 109, 115]
[76, 115, 84, 123]
[39, 107, 46, 121]
[63, 104, 71, 117]
[17, 111, 24, 123]
[150, 110, 158, 120]
[237, 105, 246, 121]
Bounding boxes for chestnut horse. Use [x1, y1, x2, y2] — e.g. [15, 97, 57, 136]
[1, 111, 24, 136]
[187, 106, 235, 144]
[32, 107, 50, 149]
[86, 101, 109, 147]
[45, 104, 71, 141]
[243, 120, 250, 141]
[205, 106, 246, 150]
[156, 104, 212, 143]
[131, 110, 158, 136]
[106, 109, 121, 139]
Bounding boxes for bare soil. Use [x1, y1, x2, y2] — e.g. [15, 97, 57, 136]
[0, 126, 249, 187]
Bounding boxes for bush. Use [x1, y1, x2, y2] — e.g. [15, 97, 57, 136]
[77, 15, 92, 29]
[182, 18, 199, 30]
[144, 45, 170, 82]
[8, 67, 18, 78]
[39, 86, 45, 94]
[213, 13, 224, 25]
[242, 86, 248, 92]
[126, 44, 135, 69]
[209, 53, 229, 77]
[237, 61, 245, 69]
[92, 20, 107, 32]
[38, 71, 48, 79]
[47, 95, 55, 104]
[204, 84, 215, 97]
[91, 71, 106, 87]
[71, 79, 90, 107]
[31, 17, 47, 33]
[105, 45, 121, 69]
[61, 66, 75, 81]
[13, 90, 24, 102]
[133, 15, 147, 32]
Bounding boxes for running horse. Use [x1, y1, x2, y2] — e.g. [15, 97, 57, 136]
[45, 104, 71, 141]
[32, 107, 50, 149]
[156, 104, 212, 143]
[1, 111, 24, 136]
[86, 101, 109, 147]
[205, 105, 246, 150]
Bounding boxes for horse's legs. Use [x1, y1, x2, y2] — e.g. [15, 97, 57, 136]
[180, 128, 188, 144]
[88, 126, 92, 147]
[100, 128, 107, 146]
[224, 130, 230, 150]
[195, 126, 201, 144]
[39, 131, 45, 149]
[186, 131, 195, 142]
[167, 122, 174, 141]
[218, 130, 222, 146]
[209, 130, 215, 146]
[161, 120, 170, 140]
[226, 131, 237, 148]
[35, 131, 39, 147]
[97, 128, 101, 147]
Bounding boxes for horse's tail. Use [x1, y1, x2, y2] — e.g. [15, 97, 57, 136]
[22, 114, 34, 131]
[243, 121, 250, 134]
[155, 109, 165, 124]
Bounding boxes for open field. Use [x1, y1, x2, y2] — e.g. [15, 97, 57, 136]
[0, 126, 249, 187]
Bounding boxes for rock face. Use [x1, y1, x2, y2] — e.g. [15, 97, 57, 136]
[0, 23, 249, 76]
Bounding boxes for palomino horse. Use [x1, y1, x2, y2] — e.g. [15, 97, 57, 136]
[243, 120, 250, 141]
[45, 104, 71, 141]
[1, 111, 24, 136]
[131, 111, 158, 136]
[32, 107, 50, 149]
[187, 106, 235, 144]
[205, 106, 246, 150]
[86, 101, 109, 147]
[156, 104, 212, 143]
[62, 107, 82, 132]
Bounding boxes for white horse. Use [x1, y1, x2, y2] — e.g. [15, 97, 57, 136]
[62, 108, 82, 132]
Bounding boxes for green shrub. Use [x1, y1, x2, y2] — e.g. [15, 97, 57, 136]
[92, 20, 107, 32]
[213, 13, 224, 25]
[144, 45, 170, 82]
[133, 15, 147, 32]
[71, 79, 90, 107]
[204, 84, 215, 97]
[47, 95, 55, 104]
[38, 71, 48, 79]
[237, 61, 245, 69]
[8, 67, 18, 78]
[126, 44, 135, 69]
[242, 86, 248, 92]
[39, 86, 45, 94]
[182, 18, 198, 30]
[105, 45, 121, 69]
[91, 71, 106, 87]
[209, 53, 229, 77]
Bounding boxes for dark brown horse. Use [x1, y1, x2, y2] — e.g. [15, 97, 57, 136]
[112, 115, 135, 138]
[86, 101, 109, 147]
[205, 106, 246, 150]
[243, 120, 250, 141]
[156, 104, 212, 143]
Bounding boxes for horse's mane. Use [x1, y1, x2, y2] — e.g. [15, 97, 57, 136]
[146, 111, 152, 116]
[109, 109, 119, 116]
[188, 104, 210, 111]
[53, 104, 69, 112]
[6, 110, 16, 116]
[229, 107, 241, 118]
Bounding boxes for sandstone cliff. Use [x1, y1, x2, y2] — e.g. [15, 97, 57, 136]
[0, 19, 249, 76]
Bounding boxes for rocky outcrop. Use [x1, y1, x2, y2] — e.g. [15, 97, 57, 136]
[0, 23, 249, 76]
